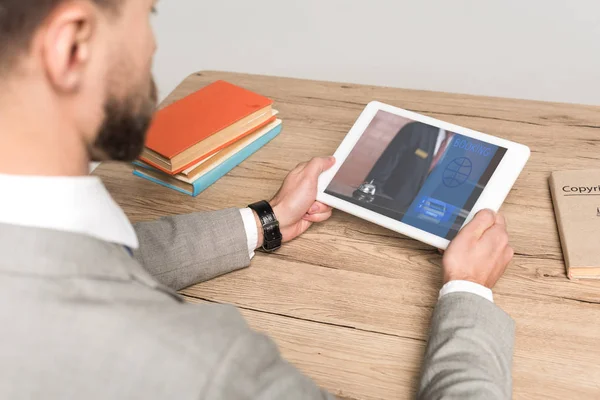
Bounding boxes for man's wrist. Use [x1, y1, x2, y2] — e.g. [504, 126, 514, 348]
[249, 200, 282, 252]
[443, 272, 491, 289]
[439, 280, 494, 303]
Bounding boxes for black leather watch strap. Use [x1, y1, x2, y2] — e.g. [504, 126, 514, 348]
[248, 200, 282, 252]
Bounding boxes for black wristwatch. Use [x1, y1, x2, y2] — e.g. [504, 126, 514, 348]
[248, 200, 282, 252]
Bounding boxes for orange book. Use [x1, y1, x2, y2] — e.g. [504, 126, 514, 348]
[140, 80, 274, 175]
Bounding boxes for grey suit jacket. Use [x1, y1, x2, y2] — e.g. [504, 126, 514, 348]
[0, 208, 515, 399]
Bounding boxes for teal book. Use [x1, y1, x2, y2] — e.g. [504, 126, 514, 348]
[133, 121, 282, 196]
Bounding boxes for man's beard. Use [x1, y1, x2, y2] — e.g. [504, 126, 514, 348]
[90, 79, 158, 162]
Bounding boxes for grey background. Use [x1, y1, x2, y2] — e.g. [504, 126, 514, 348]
[151, 0, 600, 105]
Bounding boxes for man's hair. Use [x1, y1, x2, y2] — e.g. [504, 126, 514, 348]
[0, 0, 117, 70]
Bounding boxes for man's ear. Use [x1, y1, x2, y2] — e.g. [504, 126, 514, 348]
[39, 2, 97, 93]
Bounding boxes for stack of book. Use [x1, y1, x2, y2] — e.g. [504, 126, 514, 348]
[133, 80, 282, 196]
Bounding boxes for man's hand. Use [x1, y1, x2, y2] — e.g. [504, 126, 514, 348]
[253, 157, 336, 247]
[443, 209, 514, 289]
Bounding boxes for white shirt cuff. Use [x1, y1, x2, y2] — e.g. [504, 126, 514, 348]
[239, 208, 258, 259]
[439, 280, 494, 303]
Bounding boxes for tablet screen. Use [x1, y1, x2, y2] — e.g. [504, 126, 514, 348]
[324, 110, 507, 240]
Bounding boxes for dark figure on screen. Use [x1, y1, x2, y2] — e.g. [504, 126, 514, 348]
[355, 122, 454, 214]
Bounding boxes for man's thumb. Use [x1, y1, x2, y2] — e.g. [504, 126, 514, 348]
[460, 209, 496, 240]
[305, 156, 336, 176]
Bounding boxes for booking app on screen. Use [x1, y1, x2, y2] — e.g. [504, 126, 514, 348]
[401, 135, 506, 239]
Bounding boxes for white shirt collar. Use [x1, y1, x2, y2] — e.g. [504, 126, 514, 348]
[0, 174, 138, 249]
[434, 129, 447, 156]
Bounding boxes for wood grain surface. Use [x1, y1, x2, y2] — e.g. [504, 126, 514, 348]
[94, 71, 600, 399]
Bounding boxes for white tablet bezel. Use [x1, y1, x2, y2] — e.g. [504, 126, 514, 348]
[317, 101, 530, 249]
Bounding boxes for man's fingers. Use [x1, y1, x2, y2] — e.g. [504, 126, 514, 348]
[481, 224, 509, 250]
[304, 156, 336, 176]
[460, 209, 497, 240]
[495, 213, 506, 227]
[308, 201, 331, 215]
[302, 210, 333, 223]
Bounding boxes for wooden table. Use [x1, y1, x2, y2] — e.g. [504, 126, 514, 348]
[95, 71, 600, 400]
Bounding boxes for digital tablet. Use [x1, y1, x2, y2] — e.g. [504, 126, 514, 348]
[317, 101, 530, 249]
